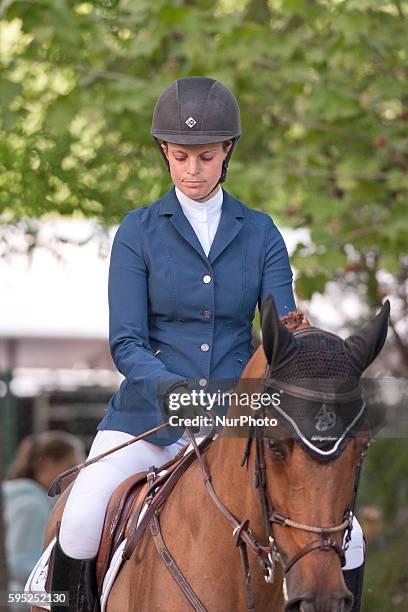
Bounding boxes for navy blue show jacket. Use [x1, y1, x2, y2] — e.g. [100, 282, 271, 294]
[97, 186, 296, 444]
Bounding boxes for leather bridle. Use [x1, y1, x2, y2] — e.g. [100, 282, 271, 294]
[256, 327, 370, 584]
[250, 424, 366, 579]
[186, 329, 371, 611]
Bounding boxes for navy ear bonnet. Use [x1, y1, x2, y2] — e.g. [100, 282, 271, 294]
[259, 295, 390, 462]
[264, 327, 371, 463]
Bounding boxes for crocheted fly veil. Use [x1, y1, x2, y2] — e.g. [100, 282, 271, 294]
[260, 295, 390, 462]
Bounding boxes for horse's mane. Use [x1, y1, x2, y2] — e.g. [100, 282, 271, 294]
[241, 309, 311, 379]
[280, 309, 311, 331]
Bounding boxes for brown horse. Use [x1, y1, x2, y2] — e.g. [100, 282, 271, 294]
[33, 295, 389, 612]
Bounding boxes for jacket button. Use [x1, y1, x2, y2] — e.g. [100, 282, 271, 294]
[200, 343, 210, 352]
[201, 310, 211, 319]
[199, 378, 208, 386]
[202, 275, 212, 284]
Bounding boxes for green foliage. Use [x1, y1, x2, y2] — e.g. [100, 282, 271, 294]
[1, 1, 406, 256]
[359, 438, 408, 610]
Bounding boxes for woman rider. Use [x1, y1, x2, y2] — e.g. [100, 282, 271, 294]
[46, 76, 365, 611]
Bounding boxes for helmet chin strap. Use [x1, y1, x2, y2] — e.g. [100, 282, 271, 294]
[187, 179, 222, 202]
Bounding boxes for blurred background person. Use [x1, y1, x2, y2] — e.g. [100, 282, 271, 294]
[1, 431, 86, 591]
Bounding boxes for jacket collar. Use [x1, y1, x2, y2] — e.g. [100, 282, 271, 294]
[158, 186, 244, 264]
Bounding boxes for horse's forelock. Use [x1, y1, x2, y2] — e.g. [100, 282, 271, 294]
[280, 310, 311, 331]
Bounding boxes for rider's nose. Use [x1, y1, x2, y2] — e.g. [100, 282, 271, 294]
[187, 158, 199, 175]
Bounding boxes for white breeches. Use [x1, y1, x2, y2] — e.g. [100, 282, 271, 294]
[59, 430, 187, 559]
[343, 515, 365, 570]
[59, 430, 365, 569]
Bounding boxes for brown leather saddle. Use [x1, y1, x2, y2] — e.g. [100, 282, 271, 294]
[95, 430, 216, 594]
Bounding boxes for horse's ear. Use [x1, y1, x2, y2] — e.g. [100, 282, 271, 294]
[344, 299, 391, 373]
[260, 294, 297, 369]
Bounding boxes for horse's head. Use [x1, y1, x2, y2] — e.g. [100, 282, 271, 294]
[256, 294, 390, 612]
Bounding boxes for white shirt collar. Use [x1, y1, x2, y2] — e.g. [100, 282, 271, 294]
[175, 185, 223, 220]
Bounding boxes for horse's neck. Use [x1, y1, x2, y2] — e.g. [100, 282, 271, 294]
[198, 353, 268, 528]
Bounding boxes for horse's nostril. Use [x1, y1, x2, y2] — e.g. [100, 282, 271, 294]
[342, 592, 354, 612]
[284, 597, 301, 612]
[284, 598, 307, 612]
[285, 593, 354, 612]
[284, 601, 301, 612]
[299, 602, 313, 612]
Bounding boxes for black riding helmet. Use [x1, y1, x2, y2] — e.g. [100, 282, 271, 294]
[151, 77, 241, 198]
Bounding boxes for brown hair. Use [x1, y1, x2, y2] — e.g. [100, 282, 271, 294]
[5, 431, 85, 481]
[161, 140, 232, 151]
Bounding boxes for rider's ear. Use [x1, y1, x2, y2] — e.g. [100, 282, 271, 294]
[344, 300, 390, 373]
[260, 294, 297, 369]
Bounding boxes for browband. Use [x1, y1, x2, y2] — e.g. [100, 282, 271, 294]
[263, 377, 362, 404]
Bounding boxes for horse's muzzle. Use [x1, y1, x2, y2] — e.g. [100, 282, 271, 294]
[284, 589, 354, 612]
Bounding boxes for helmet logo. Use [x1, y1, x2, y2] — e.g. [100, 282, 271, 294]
[185, 116, 197, 128]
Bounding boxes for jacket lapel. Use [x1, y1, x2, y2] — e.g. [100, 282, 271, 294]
[158, 187, 244, 264]
[158, 188, 207, 261]
[208, 190, 244, 264]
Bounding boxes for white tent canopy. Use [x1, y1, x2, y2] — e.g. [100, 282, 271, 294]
[0, 219, 112, 339]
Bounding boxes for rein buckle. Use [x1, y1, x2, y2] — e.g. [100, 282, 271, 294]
[320, 532, 334, 551]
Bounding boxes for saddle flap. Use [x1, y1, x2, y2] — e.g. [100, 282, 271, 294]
[95, 441, 191, 592]
[96, 471, 148, 590]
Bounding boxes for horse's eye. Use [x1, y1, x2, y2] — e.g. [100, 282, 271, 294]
[267, 439, 285, 461]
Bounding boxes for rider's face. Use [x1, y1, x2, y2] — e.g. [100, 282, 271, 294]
[161, 141, 232, 202]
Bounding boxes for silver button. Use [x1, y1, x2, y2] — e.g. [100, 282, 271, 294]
[200, 343, 210, 352]
[202, 275, 212, 284]
[199, 378, 207, 386]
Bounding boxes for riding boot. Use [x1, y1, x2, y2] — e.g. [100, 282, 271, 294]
[343, 561, 365, 612]
[48, 527, 98, 612]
